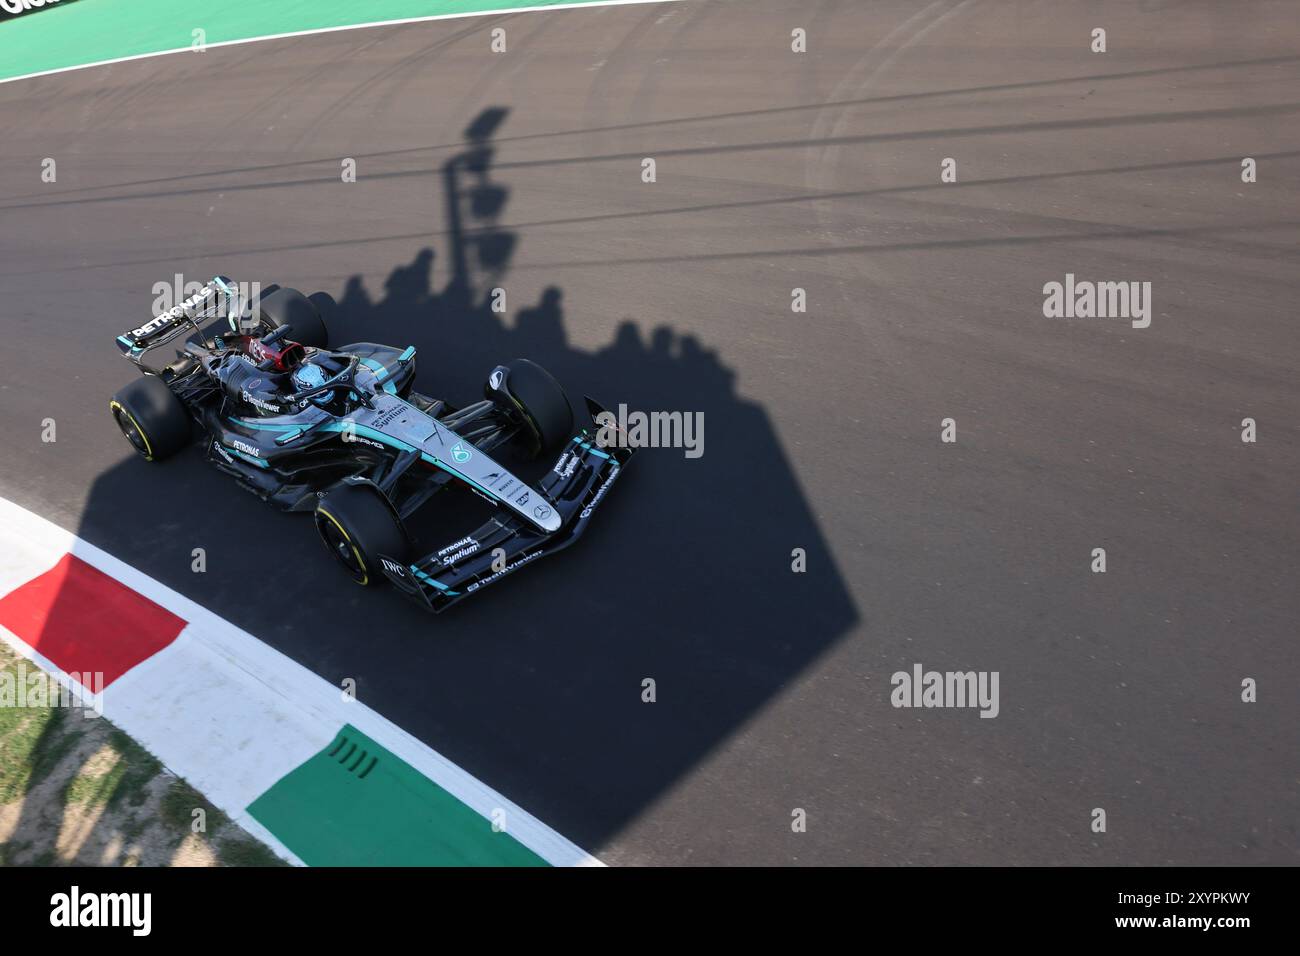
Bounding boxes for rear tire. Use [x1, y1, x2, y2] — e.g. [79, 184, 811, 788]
[504, 359, 573, 458]
[314, 484, 407, 586]
[110, 375, 191, 462]
[257, 287, 328, 349]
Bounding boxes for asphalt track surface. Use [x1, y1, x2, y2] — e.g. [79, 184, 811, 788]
[1, 0, 1298, 865]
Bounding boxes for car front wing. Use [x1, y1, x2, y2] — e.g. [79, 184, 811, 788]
[376, 410, 635, 612]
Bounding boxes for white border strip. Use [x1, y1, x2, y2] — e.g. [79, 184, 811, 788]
[0, 496, 602, 867]
[0, 0, 688, 87]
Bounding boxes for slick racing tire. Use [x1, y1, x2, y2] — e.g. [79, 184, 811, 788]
[314, 484, 407, 586]
[110, 375, 191, 462]
[505, 359, 573, 459]
[257, 287, 328, 349]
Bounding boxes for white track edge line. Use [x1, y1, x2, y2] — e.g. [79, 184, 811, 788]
[0, 0, 689, 87]
[0, 496, 603, 867]
[0, 621, 309, 866]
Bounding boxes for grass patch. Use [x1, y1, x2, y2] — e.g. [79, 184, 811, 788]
[0, 644, 280, 866]
[160, 779, 228, 836]
[103, 730, 161, 811]
[62, 729, 160, 810]
[64, 747, 124, 808]
[218, 837, 289, 868]
[0, 711, 44, 803]
[28, 709, 85, 791]
[0, 664, 90, 802]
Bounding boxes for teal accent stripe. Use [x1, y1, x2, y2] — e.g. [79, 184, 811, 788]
[571, 436, 612, 460]
[359, 358, 399, 395]
[333, 422, 415, 451]
[229, 417, 502, 502]
[411, 566, 458, 595]
[229, 418, 417, 454]
[231, 418, 298, 431]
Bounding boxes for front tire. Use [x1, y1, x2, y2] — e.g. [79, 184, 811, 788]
[110, 375, 191, 462]
[503, 359, 573, 459]
[314, 484, 407, 586]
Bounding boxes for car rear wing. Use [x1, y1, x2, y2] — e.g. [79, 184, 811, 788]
[115, 276, 245, 370]
[378, 399, 636, 612]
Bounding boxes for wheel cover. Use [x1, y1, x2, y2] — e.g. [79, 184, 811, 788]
[315, 510, 368, 584]
[111, 404, 152, 460]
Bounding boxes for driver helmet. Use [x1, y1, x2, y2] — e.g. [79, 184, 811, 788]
[291, 361, 328, 394]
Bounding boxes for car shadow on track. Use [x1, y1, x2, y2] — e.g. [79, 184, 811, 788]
[74, 109, 859, 860]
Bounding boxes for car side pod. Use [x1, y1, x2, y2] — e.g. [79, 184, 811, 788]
[377, 398, 635, 612]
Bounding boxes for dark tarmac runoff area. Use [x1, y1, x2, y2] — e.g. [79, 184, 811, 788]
[0, 0, 1296, 864]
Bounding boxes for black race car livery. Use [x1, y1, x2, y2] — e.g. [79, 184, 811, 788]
[108, 277, 634, 612]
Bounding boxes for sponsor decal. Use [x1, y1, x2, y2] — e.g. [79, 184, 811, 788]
[212, 441, 235, 465]
[129, 314, 177, 341]
[489, 368, 505, 390]
[231, 439, 261, 458]
[466, 550, 541, 592]
[241, 390, 282, 414]
[483, 472, 518, 496]
[440, 545, 479, 565]
[552, 452, 579, 479]
[340, 426, 383, 449]
[467, 486, 496, 506]
[130, 284, 216, 339]
[436, 536, 479, 561]
[579, 465, 619, 519]
[152, 273, 260, 332]
[534, 505, 552, 520]
[380, 558, 407, 578]
[370, 405, 407, 429]
[451, 442, 473, 464]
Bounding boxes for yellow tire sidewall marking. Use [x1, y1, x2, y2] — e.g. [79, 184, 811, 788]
[110, 400, 154, 461]
[317, 507, 369, 585]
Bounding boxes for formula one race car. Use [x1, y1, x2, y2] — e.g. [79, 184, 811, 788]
[108, 277, 633, 611]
